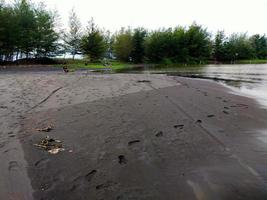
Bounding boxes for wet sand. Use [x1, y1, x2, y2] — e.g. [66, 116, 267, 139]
[1, 69, 267, 199]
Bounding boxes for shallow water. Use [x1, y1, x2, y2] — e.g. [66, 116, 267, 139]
[198, 64, 267, 109]
[139, 64, 267, 108]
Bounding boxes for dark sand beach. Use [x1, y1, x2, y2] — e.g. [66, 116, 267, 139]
[1, 69, 267, 200]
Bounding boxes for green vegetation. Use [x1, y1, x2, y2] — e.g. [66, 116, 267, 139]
[80, 19, 108, 61]
[130, 28, 147, 63]
[113, 28, 134, 62]
[54, 59, 134, 71]
[235, 59, 267, 64]
[1, 0, 267, 66]
[0, 0, 58, 61]
[145, 24, 211, 64]
[63, 8, 82, 60]
[213, 32, 267, 63]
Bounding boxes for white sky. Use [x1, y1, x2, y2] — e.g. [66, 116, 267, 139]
[7, 0, 267, 35]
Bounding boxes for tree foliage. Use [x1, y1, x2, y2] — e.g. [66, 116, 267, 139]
[145, 24, 211, 64]
[63, 8, 82, 59]
[80, 18, 107, 61]
[0, 0, 58, 61]
[250, 34, 267, 59]
[1, 1, 267, 64]
[0, 4, 18, 60]
[34, 3, 59, 57]
[113, 28, 133, 62]
[212, 32, 266, 62]
[131, 28, 147, 63]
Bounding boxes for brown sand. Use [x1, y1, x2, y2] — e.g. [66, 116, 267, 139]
[1, 70, 267, 199]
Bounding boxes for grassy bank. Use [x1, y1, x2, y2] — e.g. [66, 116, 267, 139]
[235, 59, 267, 64]
[54, 59, 135, 71]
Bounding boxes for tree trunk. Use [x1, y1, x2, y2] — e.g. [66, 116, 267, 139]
[16, 51, 19, 61]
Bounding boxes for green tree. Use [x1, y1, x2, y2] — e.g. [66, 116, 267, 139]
[213, 31, 226, 62]
[250, 34, 267, 59]
[145, 24, 211, 64]
[63, 8, 82, 60]
[0, 0, 59, 60]
[145, 29, 173, 63]
[104, 30, 114, 59]
[113, 28, 133, 62]
[185, 23, 212, 63]
[0, 4, 18, 60]
[34, 3, 59, 57]
[131, 28, 146, 63]
[14, 0, 36, 58]
[224, 33, 254, 62]
[80, 18, 107, 61]
[172, 27, 188, 62]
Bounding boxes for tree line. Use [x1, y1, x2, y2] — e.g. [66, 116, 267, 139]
[1, 0, 267, 64]
[0, 0, 58, 61]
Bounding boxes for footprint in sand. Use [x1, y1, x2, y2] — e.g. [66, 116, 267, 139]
[85, 170, 97, 182]
[223, 111, 229, 114]
[118, 155, 127, 164]
[8, 161, 19, 171]
[8, 132, 15, 137]
[70, 169, 97, 191]
[207, 115, 215, 118]
[174, 124, 184, 129]
[34, 158, 49, 168]
[128, 140, 140, 146]
[155, 131, 163, 137]
[0, 141, 7, 149]
[96, 181, 116, 190]
[196, 120, 202, 124]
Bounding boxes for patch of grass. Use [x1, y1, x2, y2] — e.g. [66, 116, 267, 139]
[235, 59, 267, 64]
[53, 59, 134, 71]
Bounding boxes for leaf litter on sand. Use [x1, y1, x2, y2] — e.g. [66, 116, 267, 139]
[35, 124, 53, 132]
[34, 136, 64, 154]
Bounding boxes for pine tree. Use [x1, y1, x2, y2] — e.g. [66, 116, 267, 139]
[63, 8, 82, 60]
[80, 18, 107, 61]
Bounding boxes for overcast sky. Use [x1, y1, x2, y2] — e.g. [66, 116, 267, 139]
[7, 0, 267, 35]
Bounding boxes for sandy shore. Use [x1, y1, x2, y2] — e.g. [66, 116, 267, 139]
[1, 70, 267, 199]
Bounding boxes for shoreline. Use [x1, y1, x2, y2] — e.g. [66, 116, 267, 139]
[1, 71, 267, 199]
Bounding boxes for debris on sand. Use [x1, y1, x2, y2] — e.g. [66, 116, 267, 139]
[48, 148, 61, 154]
[137, 80, 151, 83]
[63, 66, 69, 73]
[36, 125, 53, 132]
[34, 136, 64, 154]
